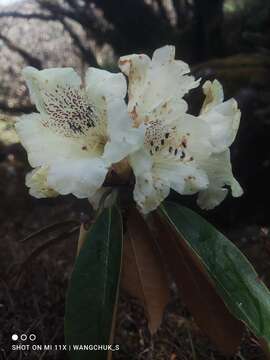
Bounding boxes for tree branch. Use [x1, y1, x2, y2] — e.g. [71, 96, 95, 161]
[0, 33, 42, 68]
[0, 11, 56, 21]
[61, 19, 98, 66]
[37, 0, 88, 26]
[0, 6, 98, 66]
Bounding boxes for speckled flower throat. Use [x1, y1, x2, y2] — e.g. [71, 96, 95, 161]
[37, 83, 109, 156]
[144, 119, 193, 164]
[42, 86, 98, 135]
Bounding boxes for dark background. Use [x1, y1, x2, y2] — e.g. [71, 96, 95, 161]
[0, 1, 270, 359]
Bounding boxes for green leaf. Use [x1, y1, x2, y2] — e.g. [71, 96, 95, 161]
[152, 212, 244, 355]
[65, 206, 123, 360]
[160, 202, 270, 345]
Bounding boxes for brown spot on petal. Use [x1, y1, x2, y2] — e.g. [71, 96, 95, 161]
[162, 102, 168, 109]
[119, 59, 130, 66]
[130, 105, 138, 119]
[130, 105, 142, 127]
[181, 137, 187, 148]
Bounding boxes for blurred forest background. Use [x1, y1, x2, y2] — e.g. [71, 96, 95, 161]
[1, 0, 270, 359]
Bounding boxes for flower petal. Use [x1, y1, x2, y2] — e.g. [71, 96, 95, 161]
[47, 158, 108, 198]
[118, 53, 151, 111]
[103, 98, 145, 164]
[119, 45, 199, 125]
[200, 79, 224, 114]
[156, 162, 209, 195]
[85, 67, 127, 101]
[174, 114, 213, 161]
[23, 66, 100, 138]
[152, 45, 176, 65]
[23, 66, 81, 114]
[134, 177, 170, 215]
[129, 149, 170, 214]
[200, 80, 241, 152]
[197, 150, 243, 210]
[26, 167, 58, 199]
[15, 114, 92, 167]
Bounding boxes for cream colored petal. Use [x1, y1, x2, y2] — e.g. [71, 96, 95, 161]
[23, 66, 81, 114]
[156, 162, 209, 195]
[26, 167, 58, 199]
[200, 80, 241, 152]
[152, 45, 176, 65]
[174, 114, 213, 161]
[103, 98, 145, 164]
[85, 67, 127, 101]
[15, 113, 92, 168]
[134, 176, 170, 215]
[129, 149, 170, 214]
[47, 157, 109, 199]
[23, 66, 101, 138]
[197, 150, 243, 210]
[119, 46, 199, 125]
[118, 53, 151, 112]
[201, 79, 224, 114]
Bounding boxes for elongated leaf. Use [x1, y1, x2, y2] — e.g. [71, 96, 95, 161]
[121, 207, 170, 333]
[160, 202, 270, 348]
[152, 212, 244, 355]
[65, 206, 123, 360]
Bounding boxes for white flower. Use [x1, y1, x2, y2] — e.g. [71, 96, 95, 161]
[119, 45, 200, 127]
[16, 66, 144, 204]
[119, 46, 243, 214]
[197, 80, 243, 209]
[119, 46, 210, 214]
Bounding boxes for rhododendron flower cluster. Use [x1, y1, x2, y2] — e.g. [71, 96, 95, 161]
[16, 46, 243, 214]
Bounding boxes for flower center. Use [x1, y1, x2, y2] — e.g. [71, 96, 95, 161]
[40, 85, 109, 157]
[42, 86, 99, 138]
[144, 120, 193, 164]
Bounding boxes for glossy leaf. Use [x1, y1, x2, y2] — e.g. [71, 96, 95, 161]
[160, 202, 270, 348]
[152, 211, 244, 355]
[121, 207, 170, 333]
[65, 206, 123, 360]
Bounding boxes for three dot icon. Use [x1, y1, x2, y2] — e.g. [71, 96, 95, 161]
[12, 334, 36, 341]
